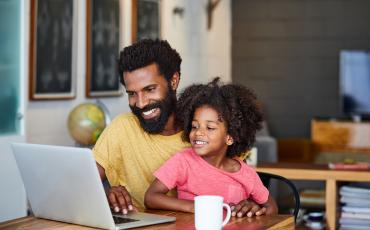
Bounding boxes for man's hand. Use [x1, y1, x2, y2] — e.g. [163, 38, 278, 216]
[107, 186, 135, 214]
[229, 199, 266, 218]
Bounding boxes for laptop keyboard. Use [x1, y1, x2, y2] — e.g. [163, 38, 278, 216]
[113, 215, 139, 224]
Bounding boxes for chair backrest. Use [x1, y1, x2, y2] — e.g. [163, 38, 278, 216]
[257, 172, 300, 222]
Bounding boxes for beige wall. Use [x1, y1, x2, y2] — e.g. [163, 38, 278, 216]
[25, 0, 231, 145]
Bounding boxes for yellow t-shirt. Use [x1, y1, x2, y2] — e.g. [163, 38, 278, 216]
[93, 113, 189, 209]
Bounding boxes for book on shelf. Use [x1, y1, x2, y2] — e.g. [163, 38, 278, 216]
[329, 162, 369, 170]
[340, 224, 370, 230]
[341, 212, 370, 220]
[340, 197, 370, 206]
[341, 186, 370, 195]
[342, 206, 370, 214]
[340, 190, 370, 199]
[340, 217, 370, 225]
[339, 217, 370, 230]
[299, 189, 325, 206]
[339, 186, 370, 230]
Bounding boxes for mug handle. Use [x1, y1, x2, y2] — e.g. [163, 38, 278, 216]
[222, 203, 231, 226]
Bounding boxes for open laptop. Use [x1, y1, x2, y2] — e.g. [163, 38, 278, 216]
[11, 143, 175, 229]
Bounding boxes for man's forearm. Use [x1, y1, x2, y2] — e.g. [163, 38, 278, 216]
[96, 163, 107, 181]
[264, 195, 278, 215]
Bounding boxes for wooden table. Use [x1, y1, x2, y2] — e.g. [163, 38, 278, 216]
[0, 212, 294, 230]
[257, 163, 370, 230]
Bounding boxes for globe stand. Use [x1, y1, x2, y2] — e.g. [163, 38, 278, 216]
[96, 99, 111, 125]
[74, 142, 94, 149]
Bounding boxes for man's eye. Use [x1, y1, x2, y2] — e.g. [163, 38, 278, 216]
[147, 87, 155, 92]
[127, 92, 135, 97]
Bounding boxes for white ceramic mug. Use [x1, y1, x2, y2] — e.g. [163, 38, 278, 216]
[194, 195, 231, 230]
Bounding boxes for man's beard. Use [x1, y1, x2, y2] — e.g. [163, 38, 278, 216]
[130, 89, 177, 134]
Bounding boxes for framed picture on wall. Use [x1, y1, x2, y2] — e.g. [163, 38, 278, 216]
[29, 0, 75, 100]
[132, 0, 161, 42]
[86, 0, 122, 97]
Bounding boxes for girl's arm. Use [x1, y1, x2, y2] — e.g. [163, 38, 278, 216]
[144, 178, 194, 213]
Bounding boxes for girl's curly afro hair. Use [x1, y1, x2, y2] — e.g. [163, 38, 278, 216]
[176, 77, 263, 158]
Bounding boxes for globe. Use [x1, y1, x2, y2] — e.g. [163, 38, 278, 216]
[67, 102, 108, 146]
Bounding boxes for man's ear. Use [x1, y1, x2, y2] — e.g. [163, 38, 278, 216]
[170, 72, 180, 91]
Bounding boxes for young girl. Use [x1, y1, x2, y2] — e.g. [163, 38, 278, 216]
[144, 78, 277, 217]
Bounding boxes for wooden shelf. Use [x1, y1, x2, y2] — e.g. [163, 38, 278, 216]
[257, 163, 370, 230]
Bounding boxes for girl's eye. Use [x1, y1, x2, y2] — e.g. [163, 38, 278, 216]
[207, 127, 216, 130]
[191, 125, 198, 129]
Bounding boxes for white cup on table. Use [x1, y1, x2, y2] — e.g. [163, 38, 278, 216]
[194, 195, 231, 230]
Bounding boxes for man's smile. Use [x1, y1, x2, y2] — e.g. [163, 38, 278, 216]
[141, 107, 160, 120]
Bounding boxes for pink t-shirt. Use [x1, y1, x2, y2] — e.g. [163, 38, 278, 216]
[154, 148, 269, 204]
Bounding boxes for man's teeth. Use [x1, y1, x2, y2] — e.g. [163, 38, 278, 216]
[143, 108, 156, 116]
[195, 140, 207, 145]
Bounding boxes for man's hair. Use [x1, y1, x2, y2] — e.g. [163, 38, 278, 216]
[118, 39, 182, 86]
[176, 78, 263, 158]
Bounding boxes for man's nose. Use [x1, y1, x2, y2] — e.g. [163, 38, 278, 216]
[136, 93, 149, 109]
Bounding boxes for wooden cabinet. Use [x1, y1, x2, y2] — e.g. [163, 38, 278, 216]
[311, 120, 370, 155]
[278, 138, 313, 163]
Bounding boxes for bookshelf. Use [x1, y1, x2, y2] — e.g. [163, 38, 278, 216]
[257, 163, 370, 230]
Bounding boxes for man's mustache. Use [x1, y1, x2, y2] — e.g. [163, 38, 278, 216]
[131, 102, 162, 115]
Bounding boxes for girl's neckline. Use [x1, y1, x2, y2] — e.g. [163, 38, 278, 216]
[192, 150, 243, 174]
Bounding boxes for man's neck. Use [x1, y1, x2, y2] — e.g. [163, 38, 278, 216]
[159, 113, 181, 136]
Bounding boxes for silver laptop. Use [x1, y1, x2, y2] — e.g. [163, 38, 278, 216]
[11, 143, 175, 229]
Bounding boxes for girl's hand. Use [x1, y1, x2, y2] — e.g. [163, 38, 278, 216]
[229, 195, 278, 218]
[229, 199, 267, 218]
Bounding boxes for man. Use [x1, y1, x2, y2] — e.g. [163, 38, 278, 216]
[93, 39, 277, 217]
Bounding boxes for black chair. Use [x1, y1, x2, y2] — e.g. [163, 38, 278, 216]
[257, 172, 300, 222]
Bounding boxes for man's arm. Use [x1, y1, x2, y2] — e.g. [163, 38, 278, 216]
[97, 163, 107, 181]
[229, 194, 278, 218]
[145, 179, 194, 213]
[96, 163, 134, 214]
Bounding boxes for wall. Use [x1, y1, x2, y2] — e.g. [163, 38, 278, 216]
[25, 0, 231, 145]
[232, 0, 370, 138]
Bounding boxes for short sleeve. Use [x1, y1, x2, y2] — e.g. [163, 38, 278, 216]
[154, 152, 187, 190]
[92, 118, 122, 186]
[93, 127, 111, 170]
[249, 171, 269, 204]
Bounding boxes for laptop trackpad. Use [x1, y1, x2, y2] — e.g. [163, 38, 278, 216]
[112, 215, 139, 224]
[113, 212, 176, 229]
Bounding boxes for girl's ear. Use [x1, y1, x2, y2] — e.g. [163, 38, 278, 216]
[226, 135, 234, 146]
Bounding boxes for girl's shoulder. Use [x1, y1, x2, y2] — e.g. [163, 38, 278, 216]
[173, 148, 195, 158]
[171, 148, 201, 164]
[237, 158, 258, 174]
[173, 147, 196, 158]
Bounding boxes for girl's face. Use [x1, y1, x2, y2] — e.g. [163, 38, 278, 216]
[189, 106, 233, 157]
